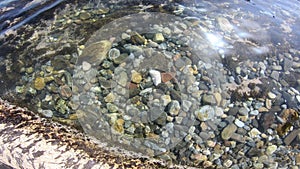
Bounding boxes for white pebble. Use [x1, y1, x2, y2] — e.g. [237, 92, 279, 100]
[234, 119, 245, 128]
[82, 61, 91, 71]
[149, 69, 161, 86]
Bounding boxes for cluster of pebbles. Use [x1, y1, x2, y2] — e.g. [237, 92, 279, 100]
[0, 0, 300, 168]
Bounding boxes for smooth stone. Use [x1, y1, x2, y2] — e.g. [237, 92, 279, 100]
[270, 71, 280, 81]
[266, 145, 277, 155]
[78, 40, 112, 65]
[82, 61, 91, 71]
[108, 48, 120, 60]
[221, 123, 237, 140]
[107, 103, 118, 113]
[271, 65, 282, 71]
[40, 109, 53, 118]
[214, 92, 222, 106]
[79, 11, 91, 20]
[60, 85, 72, 99]
[195, 105, 215, 121]
[202, 94, 217, 105]
[149, 69, 161, 86]
[249, 128, 261, 138]
[161, 95, 172, 106]
[168, 100, 180, 116]
[130, 32, 146, 45]
[283, 58, 293, 71]
[267, 92, 276, 99]
[131, 70, 142, 83]
[234, 119, 245, 128]
[182, 100, 192, 112]
[34, 77, 45, 90]
[117, 71, 128, 87]
[153, 33, 165, 43]
[239, 107, 250, 116]
[250, 110, 259, 116]
[104, 93, 115, 103]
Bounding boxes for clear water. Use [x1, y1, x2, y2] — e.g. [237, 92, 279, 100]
[0, 0, 300, 167]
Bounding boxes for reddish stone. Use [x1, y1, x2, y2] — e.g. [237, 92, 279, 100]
[127, 82, 137, 89]
[161, 72, 175, 83]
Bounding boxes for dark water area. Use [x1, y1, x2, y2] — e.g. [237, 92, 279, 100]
[0, 0, 300, 167]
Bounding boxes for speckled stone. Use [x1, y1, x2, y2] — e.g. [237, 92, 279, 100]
[221, 123, 237, 140]
[195, 105, 215, 121]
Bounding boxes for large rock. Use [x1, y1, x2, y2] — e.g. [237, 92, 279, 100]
[78, 40, 112, 65]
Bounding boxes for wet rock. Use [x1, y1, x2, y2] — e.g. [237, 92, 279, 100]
[149, 69, 161, 86]
[266, 145, 277, 155]
[153, 33, 165, 43]
[217, 17, 233, 32]
[270, 70, 280, 81]
[104, 93, 115, 103]
[259, 112, 275, 132]
[161, 72, 174, 83]
[168, 100, 180, 116]
[60, 85, 72, 99]
[221, 123, 237, 140]
[79, 11, 91, 20]
[130, 32, 146, 45]
[161, 95, 171, 106]
[239, 107, 250, 116]
[284, 129, 300, 145]
[195, 105, 215, 121]
[40, 109, 53, 118]
[202, 94, 217, 105]
[34, 77, 45, 90]
[267, 92, 276, 99]
[82, 61, 91, 71]
[283, 58, 293, 71]
[234, 119, 245, 128]
[108, 48, 120, 60]
[113, 119, 124, 133]
[78, 40, 112, 65]
[131, 70, 142, 83]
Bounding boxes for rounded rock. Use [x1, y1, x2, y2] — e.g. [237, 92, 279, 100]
[34, 77, 45, 90]
[195, 105, 215, 121]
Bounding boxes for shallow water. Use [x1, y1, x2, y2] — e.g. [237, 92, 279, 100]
[0, 0, 300, 167]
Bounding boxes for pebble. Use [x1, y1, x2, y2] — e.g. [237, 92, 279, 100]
[239, 107, 250, 116]
[60, 85, 72, 99]
[149, 69, 161, 86]
[249, 128, 261, 138]
[202, 94, 217, 105]
[131, 70, 142, 83]
[221, 123, 237, 140]
[78, 40, 112, 65]
[153, 33, 165, 43]
[168, 100, 180, 116]
[234, 119, 245, 128]
[82, 61, 91, 71]
[34, 77, 45, 90]
[40, 109, 53, 118]
[79, 11, 91, 20]
[267, 92, 276, 99]
[104, 93, 115, 103]
[108, 48, 120, 60]
[266, 145, 277, 155]
[270, 71, 280, 81]
[182, 100, 192, 112]
[195, 105, 215, 121]
[250, 110, 259, 116]
[161, 95, 172, 106]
